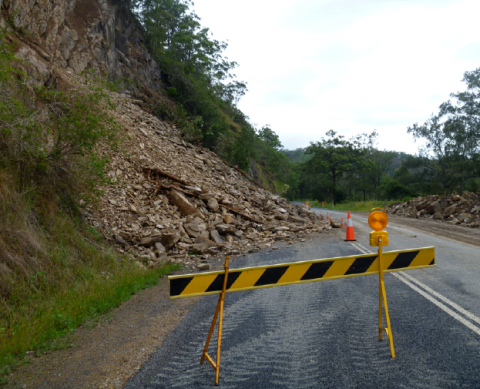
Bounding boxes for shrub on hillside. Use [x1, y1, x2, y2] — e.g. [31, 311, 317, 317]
[0, 39, 119, 197]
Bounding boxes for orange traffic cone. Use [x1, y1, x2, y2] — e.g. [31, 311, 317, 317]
[320, 211, 323, 218]
[340, 217, 345, 228]
[345, 211, 356, 241]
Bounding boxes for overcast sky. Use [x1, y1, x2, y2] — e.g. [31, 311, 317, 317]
[193, 0, 480, 153]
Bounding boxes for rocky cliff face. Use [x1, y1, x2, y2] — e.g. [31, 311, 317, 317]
[0, 0, 160, 89]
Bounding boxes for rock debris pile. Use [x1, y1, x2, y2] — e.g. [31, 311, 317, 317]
[384, 192, 480, 228]
[84, 93, 332, 271]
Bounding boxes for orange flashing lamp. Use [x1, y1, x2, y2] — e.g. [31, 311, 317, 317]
[368, 208, 389, 247]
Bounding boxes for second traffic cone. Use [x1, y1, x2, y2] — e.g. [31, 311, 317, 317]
[340, 217, 345, 228]
[345, 211, 356, 241]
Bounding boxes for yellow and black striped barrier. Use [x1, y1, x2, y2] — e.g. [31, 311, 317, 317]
[171, 208, 436, 385]
[169, 247, 435, 299]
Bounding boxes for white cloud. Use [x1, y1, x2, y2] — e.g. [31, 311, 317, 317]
[193, 0, 480, 153]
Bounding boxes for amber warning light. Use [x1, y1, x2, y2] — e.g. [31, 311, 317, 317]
[368, 208, 388, 231]
[368, 208, 389, 246]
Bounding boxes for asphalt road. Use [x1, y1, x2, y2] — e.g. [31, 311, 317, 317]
[125, 208, 480, 388]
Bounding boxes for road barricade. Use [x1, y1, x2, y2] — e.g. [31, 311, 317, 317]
[170, 247, 435, 299]
[168, 209, 434, 385]
[169, 246, 435, 385]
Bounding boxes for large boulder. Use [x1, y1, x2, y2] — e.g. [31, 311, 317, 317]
[184, 222, 208, 238]
[138, 234, 163, 247]
[216, 224, 237, 235]
[275, 213, 288, 221]
[168, 189, 203, 218]
[415, 200, 430, 211]
[288, 215, 306, 224]
[426, 201, 442, 215]
[444, 204, 459, 217]
[138, 231, 181, 250]
[160, 231, 181, 250]
[210, 229, 223, 244]
[457, 213, 472, 223]
[207, 197, 219, 212]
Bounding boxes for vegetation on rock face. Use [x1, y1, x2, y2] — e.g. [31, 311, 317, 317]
[0, 35, 179, 382]
[138, 0, 245, 146]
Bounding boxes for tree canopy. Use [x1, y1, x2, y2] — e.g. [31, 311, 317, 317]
[408, 67, 480, 192]
[306, 130, 366, 204]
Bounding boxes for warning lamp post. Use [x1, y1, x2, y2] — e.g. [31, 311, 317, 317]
[368, 208, 395, 358]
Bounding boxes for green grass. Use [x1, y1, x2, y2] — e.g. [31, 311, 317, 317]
[0, 211, 181, 384]
[0, 258, 180, 382]
[309, 200, 389, 212]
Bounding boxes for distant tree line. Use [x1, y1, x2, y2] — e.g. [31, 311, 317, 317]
[281, 131, 402, 204]
[281, 67, 480, 204]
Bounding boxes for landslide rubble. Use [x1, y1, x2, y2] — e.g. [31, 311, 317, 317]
[384, 191, 480, 228]
[84, 92, 331, 271]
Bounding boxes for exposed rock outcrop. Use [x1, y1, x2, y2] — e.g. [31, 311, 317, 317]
[1, 0, 160, 89]
[1, 1, 334, 272]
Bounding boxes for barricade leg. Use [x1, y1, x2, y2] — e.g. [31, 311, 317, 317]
[378, 277, 383, 341]
[200, 256, 230, 386]
[378, 242, 395, 358]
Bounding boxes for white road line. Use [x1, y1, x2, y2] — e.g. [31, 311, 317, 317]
[393, 273, 480, 336]
[399, 271, 480, 327]
[351, 242, 480, 337]
[350, 242, 370, 255]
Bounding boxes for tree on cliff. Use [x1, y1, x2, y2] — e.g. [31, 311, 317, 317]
[135, 0, 249, 149]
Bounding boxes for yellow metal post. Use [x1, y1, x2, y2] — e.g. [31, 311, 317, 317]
[378, 239, 395, 358]
[200, 255, 230, 386]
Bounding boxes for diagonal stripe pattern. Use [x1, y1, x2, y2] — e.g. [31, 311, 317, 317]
[169, 247, 436, 299]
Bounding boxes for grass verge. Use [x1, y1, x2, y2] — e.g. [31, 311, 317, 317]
[0, 207, 180, 385]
